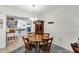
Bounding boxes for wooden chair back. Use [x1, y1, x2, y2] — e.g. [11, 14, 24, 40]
[42, 37, 53, 52]
[71, 43, 79, 53]
[23, 36, 37, 52]
[43, 33, 49, 37]
[22, 37, 29, 47]
[43, 37, 53, 46]
[28, 32, 35, 37]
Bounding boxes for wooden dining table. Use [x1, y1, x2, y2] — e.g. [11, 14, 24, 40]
[28, 34, 50, 53]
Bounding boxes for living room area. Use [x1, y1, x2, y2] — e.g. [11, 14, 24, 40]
[0, 5, 79, 53]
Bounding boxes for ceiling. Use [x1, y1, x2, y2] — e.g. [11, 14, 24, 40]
[15, 5, 58, 14]
[1, 5, 79, 16]
[0, 5, 59, 15]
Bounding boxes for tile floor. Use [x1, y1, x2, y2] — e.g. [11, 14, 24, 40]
[0, 36, 24, 53]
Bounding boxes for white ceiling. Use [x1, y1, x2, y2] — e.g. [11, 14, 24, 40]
[0, 5, 59, 15]
[13, 5, 58, 15]
[1, 5, 79, 16]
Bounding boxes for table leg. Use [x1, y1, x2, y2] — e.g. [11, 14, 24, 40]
[38, 42, 40, 53]
[35, 42, 40, 53]
[35, 42, 38, 53]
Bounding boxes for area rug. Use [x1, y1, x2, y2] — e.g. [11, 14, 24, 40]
[11, 44, 73, 53]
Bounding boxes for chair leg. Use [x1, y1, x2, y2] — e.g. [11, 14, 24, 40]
[25, 49, 31, 53]
[28, 47, 32, 53]
[29, 50, 32, 53]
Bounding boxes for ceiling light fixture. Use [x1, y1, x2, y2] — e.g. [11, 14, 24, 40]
[29, 5, 38, 21]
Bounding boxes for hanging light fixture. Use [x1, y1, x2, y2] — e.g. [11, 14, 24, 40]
[29, 5, 38, 21]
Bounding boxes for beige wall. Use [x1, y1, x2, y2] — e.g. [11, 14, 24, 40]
[39, 6, 79, 51]
[0, 14, 6, 48]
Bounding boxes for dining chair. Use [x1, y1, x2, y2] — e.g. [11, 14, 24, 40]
[71, 43, 79, 53]
[43, 33, 49, 37]
[28, 32, 35, 37]
[22, 37, 36, 53]
[28, 32, 37, 45]
[40, 37, 53, 53]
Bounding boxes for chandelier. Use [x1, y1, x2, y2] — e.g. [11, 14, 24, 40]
[29, 5, 38, 21]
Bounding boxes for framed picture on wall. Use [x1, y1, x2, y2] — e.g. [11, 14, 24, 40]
[0, 19, 3, 27]
[48, 21, 54, 24]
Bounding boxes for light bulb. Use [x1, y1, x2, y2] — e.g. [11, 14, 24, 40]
[35, 17, 38, 21]
[29, 17, 35, 21]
